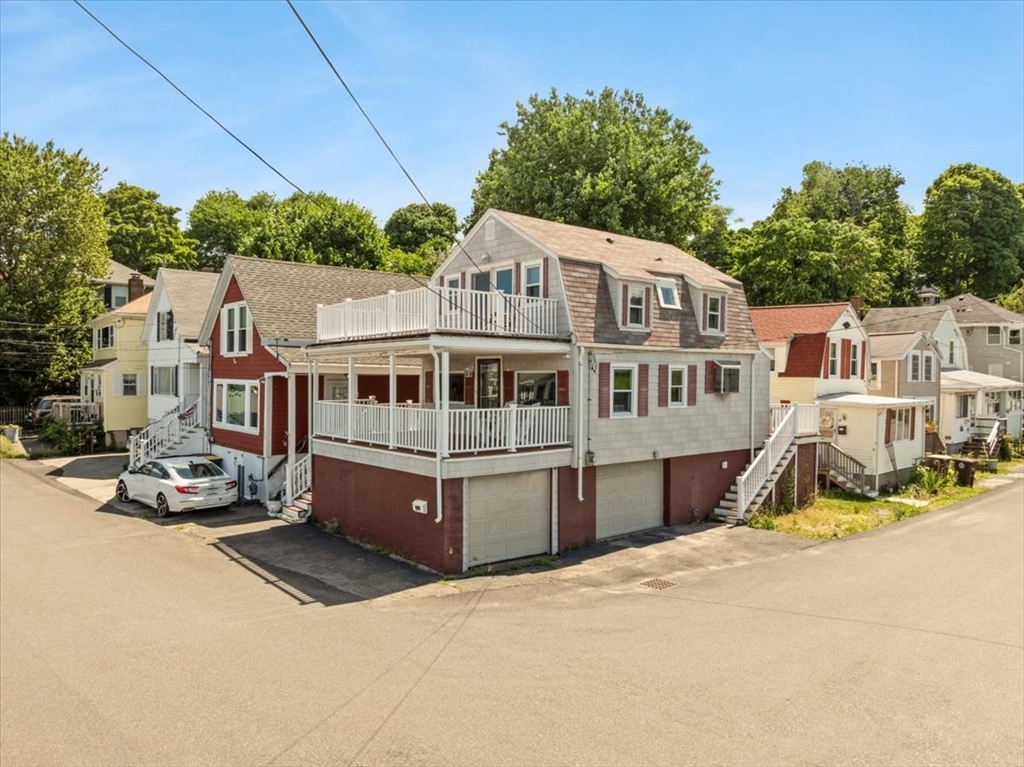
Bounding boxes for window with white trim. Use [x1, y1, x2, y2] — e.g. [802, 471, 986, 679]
[150, 366, 177, 396]
[214, 380, 259, 433]
[523, 263, 542, 298]
[890, 408, 912, 441]
[987, 326, 1001, 345]
[923, 353, 934, 382]
[627, 286, 645, 327]
[712, 360, 741, 393]
[956, 394, 970, 419]
[948, 340, 955, 365]
[516, 371, 556, 406]
[1008, 390, 1022, 411]
[222, 302, 249, 356]
[95, 325, 115, 350]
[1010, 328, 1021, 346]
[850, 343, 859, 377]
[611, 365, 636, 417]
[656, 278, 680, 309]
[669, 367, 687, 406]
[120, 373, 138, 397]
[984, 392, 1001, 415]
[156, 311, 174, 342]
[704, 294, 724, 333]
[869, 362, 880, 389]
[909, 353, 921, 382]
[828, 342, 838, 377]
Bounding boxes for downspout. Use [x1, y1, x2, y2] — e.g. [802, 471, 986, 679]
[430, 346, 444, 525]
[750, 353, 757, 463]
[575, 341, 585, 502]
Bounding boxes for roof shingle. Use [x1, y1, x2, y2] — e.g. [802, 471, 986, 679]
[159, 269, 219, 340]
[749, 303, 849, 342]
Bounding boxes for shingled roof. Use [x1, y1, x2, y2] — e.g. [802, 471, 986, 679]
[942, 293, 1023, 326]
[495, 210, 734, 290]
[749, 303, 850, 342]
[98, 259, 155, 287]
[861, 305, 950, 335]
[227, 256, 422, 342]
[867, 332, 925, 359]
[159, 269, 219, 341]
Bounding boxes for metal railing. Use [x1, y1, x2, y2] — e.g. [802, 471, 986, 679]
[50, 401, 101, 426]
[317, 287, 560, 342]
[129, 402, 200, 467]
[817, 442, 870, 493]
[313, 401, 570, 455]
[736, 405, 797, 516]
[770, 403, 820, 435]
[973, 417, 1004, 456]
[282, 454, 312, 505]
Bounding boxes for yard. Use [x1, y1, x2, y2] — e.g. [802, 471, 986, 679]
[750, 458, 1023, 540]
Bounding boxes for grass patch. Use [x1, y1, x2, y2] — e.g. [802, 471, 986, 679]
[0, 435, 26, 459]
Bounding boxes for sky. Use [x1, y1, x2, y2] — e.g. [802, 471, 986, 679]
[1, 0, 1022, 231]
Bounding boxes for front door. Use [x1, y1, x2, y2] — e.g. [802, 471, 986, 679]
[477, 359, 501, 409]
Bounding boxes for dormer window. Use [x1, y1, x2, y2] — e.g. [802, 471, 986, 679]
[656, 278, 680, 309]
[222, 302, 250, 356]
[628, 286, 645, 326]
[701, 292, 726, 334]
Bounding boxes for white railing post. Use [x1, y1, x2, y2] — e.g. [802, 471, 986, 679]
[507, 405, 518, 452]
[316, 303, 323, 341]
[386, 290, 397, 333]
[427, 287, 437, 333]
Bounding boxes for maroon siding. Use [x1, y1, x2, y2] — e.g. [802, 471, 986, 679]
[357, 374, 419, 403]
[269, 374, 311, 455]
[557, 465, 596, 550]
[556, 370, 569, 407]
[637, 363, 649, 417]
[209, 275, 285, 455]
[795, 442, 817, 507]
[312, 457, 463, 573]
[664, 449, 749, 523]
[598, 362, 610, 418]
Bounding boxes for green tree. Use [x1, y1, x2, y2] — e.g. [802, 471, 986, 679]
[996, 280, 1024, 315]
[186, 189, 274, 269]
[728, 217, 891, 307]
[102, 182, 197, 276]
[466, 88, 718, 248]
[384, 202, 458, 253]
[0, 134, 108, 404]
[917, 163, 1024, 299]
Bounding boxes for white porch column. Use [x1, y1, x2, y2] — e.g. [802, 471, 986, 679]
[347, 356, 354, 443]
[286, 372, 296, 504]
[388, 353, 397, 449]
[310, 358, 318, 441]
[440, 350, 450, 458]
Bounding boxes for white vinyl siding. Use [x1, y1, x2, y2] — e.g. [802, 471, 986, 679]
[612, 365, 636, 417]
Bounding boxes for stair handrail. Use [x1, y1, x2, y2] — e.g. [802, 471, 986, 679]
[282, 453, 312, 505]
[128, 402, 201, 467]
[736, 405, 798, 516]
[817, 442, 868, 494]
[982, 418, 1001, 456]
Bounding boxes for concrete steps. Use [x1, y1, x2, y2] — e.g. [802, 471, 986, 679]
[280, 490, 313, 524]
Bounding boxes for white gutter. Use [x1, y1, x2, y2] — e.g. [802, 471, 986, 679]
[429, 346, 444, 525]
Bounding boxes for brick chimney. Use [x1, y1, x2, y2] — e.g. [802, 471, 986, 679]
[849, 296, 863, 317]
[128, 273, 145, 303]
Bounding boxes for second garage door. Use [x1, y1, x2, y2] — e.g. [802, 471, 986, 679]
[596, 460, 664, 540]
[467, 470, 550, 567]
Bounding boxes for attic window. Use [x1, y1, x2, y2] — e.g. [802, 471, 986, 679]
[701, 292, 727, 335]
[656, 278, 680, 309]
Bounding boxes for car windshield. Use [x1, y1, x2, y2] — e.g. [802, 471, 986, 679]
[170, 462, 226, 480]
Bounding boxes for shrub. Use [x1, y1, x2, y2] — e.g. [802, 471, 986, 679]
[747, 512, 777, 530]
[906, 465, 952, 498]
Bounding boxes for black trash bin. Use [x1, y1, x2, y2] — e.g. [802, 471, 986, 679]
[954, 457, 977, 487]
[925, 454, 952, 474]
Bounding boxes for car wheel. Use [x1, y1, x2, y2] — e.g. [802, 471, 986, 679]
[116, 481, 130, 502]
[156, 494, 170, 518]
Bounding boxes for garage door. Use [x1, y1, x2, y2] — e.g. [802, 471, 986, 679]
[467, 470, 550, 567]
[596, 460, 663, 540]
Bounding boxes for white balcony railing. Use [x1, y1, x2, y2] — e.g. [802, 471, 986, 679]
[283, 454, 312, 505]
[313, 401, 570, 455]
[50, 401, 101, 426]
[770, 403, 820, 435]
[317, 287, 560, 342]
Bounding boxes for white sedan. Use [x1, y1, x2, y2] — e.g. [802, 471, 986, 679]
[116, 457, 238, 517]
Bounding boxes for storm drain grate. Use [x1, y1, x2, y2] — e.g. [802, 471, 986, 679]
[640, 578, 678, 591]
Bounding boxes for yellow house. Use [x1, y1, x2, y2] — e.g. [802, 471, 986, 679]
[79, 293, 151, 445]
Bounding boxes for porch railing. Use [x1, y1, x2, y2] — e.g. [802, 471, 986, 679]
[129, 402, 200, 467]
[50, 401, 101, 427]
[973, 417, 1003, 455]
[312, 401, 570, 455]
[770, 403, 820, 435]
[317, 287, 560, 342]
[817, 442, 870, 493]
[736, 405, 797, 517]
[282, 453, 311, 505]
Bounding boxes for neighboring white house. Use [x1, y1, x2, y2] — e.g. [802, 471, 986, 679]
[863, 305, 969, 371]
[940, 369, 1023, 452]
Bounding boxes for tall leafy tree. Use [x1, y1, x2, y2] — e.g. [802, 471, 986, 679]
[917, 163, 1024, 299]
[0, 134, 108, 404]
[466, 88, 719, 249]
[384, 202, 458, 253]
[186, 189, 273, 270]
[103, 182, 197, 275]
[996, 279, 1024, 316]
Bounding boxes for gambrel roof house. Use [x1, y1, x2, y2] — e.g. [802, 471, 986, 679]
[302, 209, 820, 573]
[195, 257, 422, 510]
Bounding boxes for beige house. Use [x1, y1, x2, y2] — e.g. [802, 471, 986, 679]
[866, 331, 941, 424]
[79, 293, 151, 446]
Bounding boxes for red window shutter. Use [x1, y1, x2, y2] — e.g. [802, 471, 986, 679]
[542, 258, 549, 298]
[658, 364, 669, 407]
[644, 287, 652, 328]
[556, 370, 569, 406]
[841, 339, 851, 379]
[702, 293, 709, 331]
[822, 340, 830, 378]
[687, 365, 697, 406]
[598, 362, 610, 418]
[705, 360, 716, 393]
[424, 374, 433, 405]
[465, 374, 475, 406]
[638, 364, 649, 417]
[503, 370, 515, 404]
[910, 409, 916, 440]
[621, 285, 629, 326]
[861, 341, 867, 379]
[721, 296, 727, 333]
[513, 264, 521, 295]
[884, 410, 892, 444]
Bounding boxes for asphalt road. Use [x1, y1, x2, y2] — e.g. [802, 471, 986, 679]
[1, 458, 1022, 767]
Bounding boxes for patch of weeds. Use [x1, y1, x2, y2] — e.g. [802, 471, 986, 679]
[322, 519, 340, 535]
[507, 555, 559, 571]
[0, 435, 26, 459]
[367, 542, 391, 556]
[747, 512, 776, 531]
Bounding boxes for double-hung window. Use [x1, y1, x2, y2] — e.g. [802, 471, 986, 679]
[923, 353, 934, 382]
[828, 342, 838, 377]
[214, 380, 260, 433]
[516, 371, 556, 406]
[1010, 329, 1021, 346]
[611, 366, 636, 417]
[157, 311, 174, 342]
[627, 286, 645, 327]
[987, 326, 1001, 345]
[956, 394, 970, 419]
[704, 294, 723, 333]
[150, 366, 177, 396]
[523, 263, 542, 298]
[948, 341, 955, 365]
[669, 367, 687, 406]
[120, 374, 138, 397]
[909, 353, 921, 382]
[889, 408, 912, 441]
[95, 326, 115, 350]
[222, 303, 249, 356]
[850, 343, 859, 377]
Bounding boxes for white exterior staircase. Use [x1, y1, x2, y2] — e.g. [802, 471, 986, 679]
[278, 454, 313, 523]
[713, 445, 798, 523]
[129, 401, 204, 468]
[817, 442, 878, 498]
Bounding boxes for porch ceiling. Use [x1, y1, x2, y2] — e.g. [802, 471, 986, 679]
[305, 333, 572, 362]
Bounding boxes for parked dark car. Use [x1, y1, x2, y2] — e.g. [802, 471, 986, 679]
[24, 395, 81, 429]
